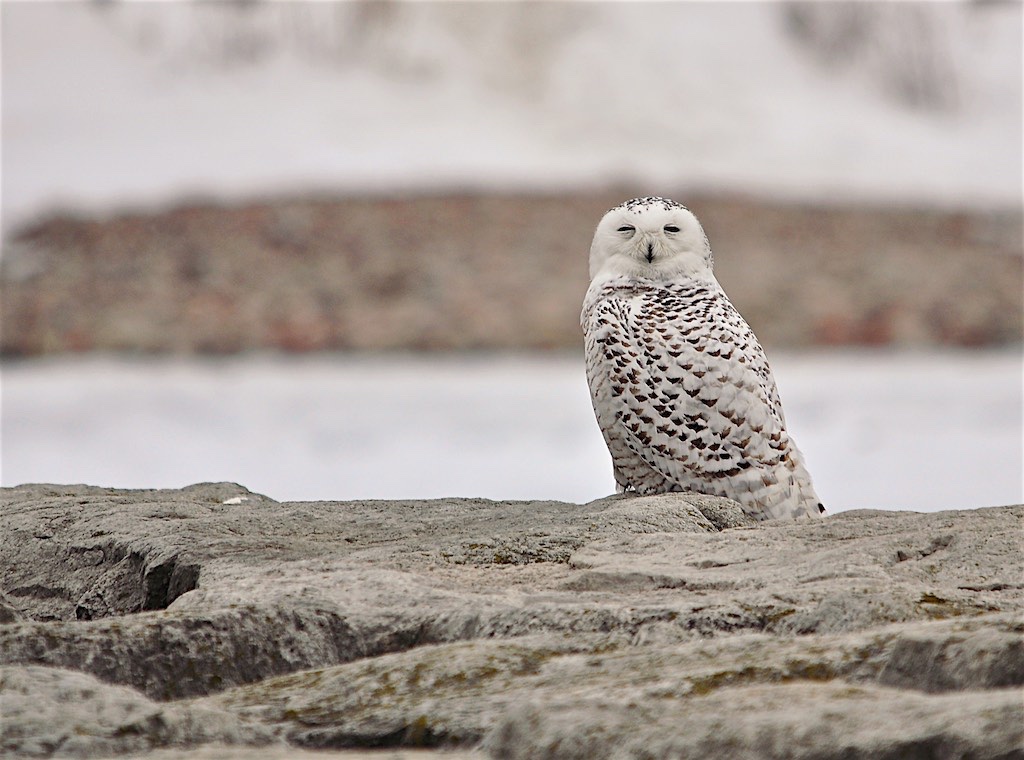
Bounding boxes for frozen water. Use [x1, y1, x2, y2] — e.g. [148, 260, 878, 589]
[2, 352, 1020, 512]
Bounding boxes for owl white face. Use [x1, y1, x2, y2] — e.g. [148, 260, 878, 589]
[589, 197, 713, 282]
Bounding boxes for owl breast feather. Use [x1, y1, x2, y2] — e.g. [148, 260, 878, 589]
[582, 277, 822, 520]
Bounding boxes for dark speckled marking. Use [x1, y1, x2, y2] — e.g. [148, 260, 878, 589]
[611, 196, 688, 213]
[582, 273, 823, 520]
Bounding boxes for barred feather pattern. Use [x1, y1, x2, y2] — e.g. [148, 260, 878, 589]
[582, 276, 823, 520]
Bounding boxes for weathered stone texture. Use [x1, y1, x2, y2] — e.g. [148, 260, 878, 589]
[1, 484, 1021, 758]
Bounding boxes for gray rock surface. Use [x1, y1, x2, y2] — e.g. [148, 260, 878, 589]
[1, 483, 1022, 758]
[0, 666, 272, 758]
[485, 682, 1023, 760]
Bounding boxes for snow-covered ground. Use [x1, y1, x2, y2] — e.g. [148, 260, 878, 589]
[3, 2, 1020, 239]
[2, 352, 1020, 512]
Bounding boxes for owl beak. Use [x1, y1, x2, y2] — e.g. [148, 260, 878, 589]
[645, 242, 655, 263]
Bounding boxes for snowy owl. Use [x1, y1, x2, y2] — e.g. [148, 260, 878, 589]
[581, 197, 824, 520]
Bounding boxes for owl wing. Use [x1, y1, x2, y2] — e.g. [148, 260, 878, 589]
[584, 285, 796, 491]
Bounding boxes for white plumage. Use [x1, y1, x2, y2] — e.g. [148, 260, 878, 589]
[582, 197, 824, 520]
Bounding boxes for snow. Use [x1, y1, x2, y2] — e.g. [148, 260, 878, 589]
[3, 2, 1021, 239]
[2, 352, 1021, 512]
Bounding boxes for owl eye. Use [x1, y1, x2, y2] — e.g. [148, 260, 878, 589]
[617, 225, 635, 234]
[664, 225, 680, 233]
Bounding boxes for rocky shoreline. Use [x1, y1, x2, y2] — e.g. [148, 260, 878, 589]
[2, 193, 1021, 356]
[1, 483, 1022, 758]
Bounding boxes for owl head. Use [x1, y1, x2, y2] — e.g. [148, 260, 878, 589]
[589, 197, 713, 282]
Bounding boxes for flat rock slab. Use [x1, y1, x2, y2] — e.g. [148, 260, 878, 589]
[1, 483, 1022, 758]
